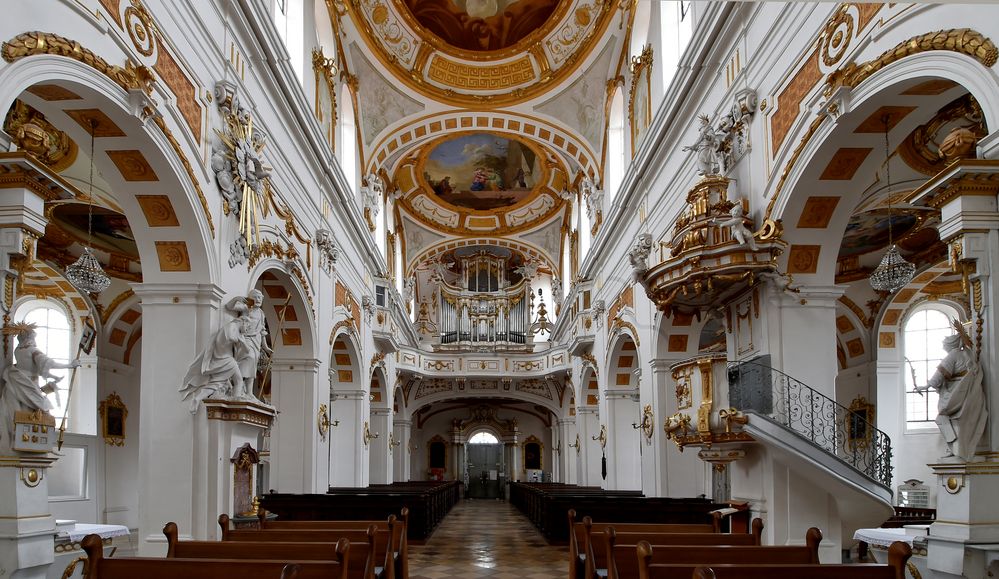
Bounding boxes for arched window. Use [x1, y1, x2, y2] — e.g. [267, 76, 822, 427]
[903, 305, 959, 430]
[339, 85, 358, 195]
[659, 1, 694, 90]
[469, 432, 499, 444]
[17, 302, 72, 421]
[606, 88, 626, 201]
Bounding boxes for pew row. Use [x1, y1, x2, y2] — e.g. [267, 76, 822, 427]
[600, 521, 766, 579]
[220, 514, 400, 579]
[80, 534, 348, 579]
[165, 522, 378, 579]
[687, 542, 912, 579]
[256, 507, 410, 579]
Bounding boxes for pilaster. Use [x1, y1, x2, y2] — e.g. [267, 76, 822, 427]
[268, 358, 321, 494]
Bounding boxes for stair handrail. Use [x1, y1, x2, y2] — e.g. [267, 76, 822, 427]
[727, 359, 893, 489]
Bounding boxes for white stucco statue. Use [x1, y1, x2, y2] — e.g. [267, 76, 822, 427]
[715, 203, 758, 251]
[916, 324, 987, 461]
[682, 114, 724, 176]
[179, 315, 246, 413]
[230, 290, 270, 403]
[0, 324, 81, 448]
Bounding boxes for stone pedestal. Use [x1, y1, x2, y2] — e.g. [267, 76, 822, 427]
[927, 458, 999, 578]
[0, 453, 59, 579]
[203, 400, 275, 540]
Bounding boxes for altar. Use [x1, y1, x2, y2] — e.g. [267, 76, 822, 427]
[51, 523, 130, 579]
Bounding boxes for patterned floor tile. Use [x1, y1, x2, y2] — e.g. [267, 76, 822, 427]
[409, 499, 567, 577]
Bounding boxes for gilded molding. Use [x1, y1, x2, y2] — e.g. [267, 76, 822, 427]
[100, 289, 135, 326]
[0, 32, 215, 238]
[825, 28, 998, 96]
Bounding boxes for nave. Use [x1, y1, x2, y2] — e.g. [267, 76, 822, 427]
[409, 500, 567, 579]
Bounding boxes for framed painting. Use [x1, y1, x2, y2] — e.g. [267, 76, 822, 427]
[312, 48, 337, 151]
[629, 44, 654, 155]
[523, 435, 543, 471]
[846, 396, 874, 451]
[99, 392, 128, 447]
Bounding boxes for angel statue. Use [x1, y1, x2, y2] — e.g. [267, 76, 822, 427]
[682, 114, 724, 176]
[0, 323, 81, 449]
[715, 202, 758, 251]
[915, 320, 987, 461]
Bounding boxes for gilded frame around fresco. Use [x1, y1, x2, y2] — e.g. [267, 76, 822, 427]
[629, 44, 654, 156]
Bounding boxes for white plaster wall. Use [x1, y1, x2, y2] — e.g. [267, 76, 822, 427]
[98, 361, 141, 529]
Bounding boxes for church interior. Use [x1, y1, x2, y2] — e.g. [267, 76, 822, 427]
[3, 1, 999, 578]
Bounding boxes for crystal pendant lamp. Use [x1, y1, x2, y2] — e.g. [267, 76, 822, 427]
[65, 119, 111, 294]
[869, 116, 915, 293]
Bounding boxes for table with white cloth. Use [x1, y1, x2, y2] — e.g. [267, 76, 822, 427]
[854, 527, 928, 578]
[51, 523, 130, 579]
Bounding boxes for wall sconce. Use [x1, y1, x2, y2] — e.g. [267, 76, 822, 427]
[389, 432, 401, 452]
[591, 425, 607, 448]
[567, 434, 581, 453]
[363, 421, 379, 446]
[632, 405, 654, 440]
[317, 404, 339, 440]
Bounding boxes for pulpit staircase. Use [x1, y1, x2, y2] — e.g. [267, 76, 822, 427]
[727, 360, 895, 544]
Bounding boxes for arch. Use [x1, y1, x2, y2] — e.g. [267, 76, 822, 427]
[370, 364, 390, 408]
[339, 83, 359, 195]
[606, 333, 639, 391]
[329, 334, 363, 394]
[0, 54, 216, 285]
[251, 265, 318, 362]
[406, 236, 559, 277]
[579, 364, 599, 407]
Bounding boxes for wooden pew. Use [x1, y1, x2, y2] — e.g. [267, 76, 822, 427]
[80, 534, 348, 579]
[569, 509, 724, 577]
[165, 522, 376, 579]
[604, 521, 766, 579]
[688, 542, 912, 579]
[257, 508, 410, 579]
[220, 514, 397, 579]
[628, 528, 826, 579]
[581, 516, 735, 579]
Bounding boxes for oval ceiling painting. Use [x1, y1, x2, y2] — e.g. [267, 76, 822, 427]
[402, 0, 559, 52]
[422, 133, 543, 211]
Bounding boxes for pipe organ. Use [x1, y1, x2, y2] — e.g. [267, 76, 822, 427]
[437, 251, 532, 352]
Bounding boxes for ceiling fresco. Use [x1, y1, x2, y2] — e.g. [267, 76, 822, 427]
[401, 0, 559, 52]
[422, 133, 542, 211]
[47, 201, 139, 261]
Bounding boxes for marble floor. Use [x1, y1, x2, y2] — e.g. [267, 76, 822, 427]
[409, 499, 568, 578]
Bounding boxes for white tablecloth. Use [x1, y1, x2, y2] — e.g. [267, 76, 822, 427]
[854, 527, 913, 548]
[58, 523, 130, 543]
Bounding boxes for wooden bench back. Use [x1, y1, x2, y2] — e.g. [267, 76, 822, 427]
[690, 543, 911, 579]
[81, 534, 347, 579]
[165, 522, 375, 579]
[582, 517, 727, 578]
[604, 522, 765, 579]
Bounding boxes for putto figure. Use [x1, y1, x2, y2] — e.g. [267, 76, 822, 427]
[916, 321, 987, 461]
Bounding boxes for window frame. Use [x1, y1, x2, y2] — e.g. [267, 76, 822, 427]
[900, 303, 961, 434]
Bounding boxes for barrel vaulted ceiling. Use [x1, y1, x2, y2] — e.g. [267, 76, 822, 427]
[325, 0, 634, 276]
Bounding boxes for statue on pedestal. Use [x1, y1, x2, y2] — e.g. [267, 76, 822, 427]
[682, 115, 724, 177]
[180, 291, 271, 413]
[916, 321, 987, 461]
[0, 323, 81, 449]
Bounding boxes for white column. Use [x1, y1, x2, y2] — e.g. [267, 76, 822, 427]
[393, 419, 411, 482]
[561, 418, 579, 484]
[578, 407, 601, 486]
[269, 358, 322, 493]
[761, 285, 845, 399]
[369, 407, 392, 484]
[329, 389, 366, 486]
[134, 283, 224, 555]
[648, 359, 674, 496]
[606, 390, 642, 491]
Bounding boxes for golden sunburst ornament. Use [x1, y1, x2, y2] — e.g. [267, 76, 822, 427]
[211, 81, 273, 251]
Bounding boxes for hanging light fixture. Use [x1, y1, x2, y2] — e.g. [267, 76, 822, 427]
[65, 119, 111, 294]
[869, 115, 915, 294]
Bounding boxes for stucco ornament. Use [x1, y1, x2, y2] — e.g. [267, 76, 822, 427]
[213, 81, 273, 253]
[628, 233, 654, 282]
[315, 228, 340, 274]
[914, 321, 987, 461]
[714, 202, 758, 251]
[683, 115, 724, 176]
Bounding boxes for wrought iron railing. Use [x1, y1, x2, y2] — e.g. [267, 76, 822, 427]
[728, 359, 892, 489]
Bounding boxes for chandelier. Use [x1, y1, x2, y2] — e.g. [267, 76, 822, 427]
[869, 115, 915, 293]
[65, 119, 111, 294]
